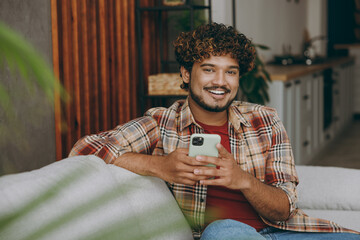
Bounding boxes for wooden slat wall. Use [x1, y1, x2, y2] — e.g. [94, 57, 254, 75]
[141, 0, 162, 111]
[51, 0, 139, 160]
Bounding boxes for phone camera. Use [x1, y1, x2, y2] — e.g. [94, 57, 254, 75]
[192, 137, 204, 146]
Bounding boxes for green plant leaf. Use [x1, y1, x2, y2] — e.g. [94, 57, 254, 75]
[0, 167, 89, 232]
[254, 44, 270, 50]
[263, 70, 272, 83]
[0, 166, 190, 240]
[0, 84, 10, 110]
[239, 44, 271, 104]
[79, 202, 188, 240]
[0, 21, 70, 165]
[0, 21, 69, 109]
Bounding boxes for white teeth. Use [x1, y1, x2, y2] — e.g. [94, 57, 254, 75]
[208, 90, 225, 95]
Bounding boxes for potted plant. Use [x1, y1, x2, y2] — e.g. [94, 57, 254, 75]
[239, 44, 272, 105]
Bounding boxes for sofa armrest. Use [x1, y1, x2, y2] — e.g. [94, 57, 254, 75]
[296, 165, 360, 211]
[0, 155, 193, 240]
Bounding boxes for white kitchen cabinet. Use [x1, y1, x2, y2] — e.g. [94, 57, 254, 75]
[269, 74, 319, 165]
[266, 80, 295, 141]
[312, 72, 324, 153]
[297, 75, 314, 164]
[332, 68, 342, 136]
[346, 48, 360, 115]
[267, 60, 353, 165]
[269, 74, 317, 165]
[267, 79, 299, 163]
[332, 62, 354, 136]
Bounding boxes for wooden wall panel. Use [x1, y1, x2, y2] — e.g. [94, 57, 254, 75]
[51, 0, 138, 159]
[51, 0, 62, 160]
[79, 0, 91, 135]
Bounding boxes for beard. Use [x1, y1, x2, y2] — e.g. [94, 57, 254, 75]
[189, 84, 237, 113]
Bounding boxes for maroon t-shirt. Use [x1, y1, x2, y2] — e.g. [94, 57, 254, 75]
[197, 121, 267, 231]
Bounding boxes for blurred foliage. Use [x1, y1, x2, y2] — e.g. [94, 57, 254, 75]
[0, 21, 69, 122]
[240, 44, 272, 105]
[0, 165, 189, 240]
[167, 0, 207, 32]
[0, 21, 70, 174]
[169, 9, 207, 32]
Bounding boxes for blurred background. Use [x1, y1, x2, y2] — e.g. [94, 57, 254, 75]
[1, 0, 359, 175]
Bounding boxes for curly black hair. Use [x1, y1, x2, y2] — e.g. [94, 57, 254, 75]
[173, 22, 256, 90]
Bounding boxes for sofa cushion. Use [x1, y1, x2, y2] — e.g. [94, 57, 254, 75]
[0, 155, 193, 240]
[296, 165, 360, 211]
[301, 209, 360, 232]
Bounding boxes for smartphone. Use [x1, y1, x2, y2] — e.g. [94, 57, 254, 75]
[189, 133, 221, 168]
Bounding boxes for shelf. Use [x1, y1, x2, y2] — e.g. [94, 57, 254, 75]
[148, 73, 186, 95]
[146, 94, 187, 98]
[266, 56, 355, 82]
[138, 5, 210, 11]
[334, 43, 360, 49]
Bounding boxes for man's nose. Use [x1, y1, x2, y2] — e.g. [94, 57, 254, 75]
[212, 71, 226, 85]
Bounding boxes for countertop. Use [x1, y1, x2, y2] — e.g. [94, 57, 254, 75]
[266, 56, 355, 82]
[334, 43, 360, 49]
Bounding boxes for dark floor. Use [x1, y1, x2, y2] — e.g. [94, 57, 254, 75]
[307, 120, 360, 169]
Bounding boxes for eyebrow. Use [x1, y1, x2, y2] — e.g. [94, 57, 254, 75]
[200, 63, 240, 69]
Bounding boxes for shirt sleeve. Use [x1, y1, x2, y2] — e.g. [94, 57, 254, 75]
[265, 111, 299, 218]
[68, 116, 160, 164]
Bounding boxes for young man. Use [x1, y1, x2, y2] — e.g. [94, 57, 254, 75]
[70, 23, 359, 239]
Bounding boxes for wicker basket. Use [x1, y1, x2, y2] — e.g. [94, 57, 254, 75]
[162, 0, 185, 6]
[148, 73, 187, 96]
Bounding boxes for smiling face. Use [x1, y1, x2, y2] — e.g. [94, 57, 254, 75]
[181, 54, 240, 114]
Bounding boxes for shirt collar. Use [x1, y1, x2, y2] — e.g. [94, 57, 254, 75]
[228, 102, 252, 130]
[179, 98, 197, 131]
[179, 98, 252, 131]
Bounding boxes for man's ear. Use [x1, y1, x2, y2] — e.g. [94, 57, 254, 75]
[180, 66, 190, 84]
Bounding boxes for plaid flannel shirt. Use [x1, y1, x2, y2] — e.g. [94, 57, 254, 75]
[69, 99, 358, 238]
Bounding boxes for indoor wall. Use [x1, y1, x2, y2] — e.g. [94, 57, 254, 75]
[0, 0, 56, 175]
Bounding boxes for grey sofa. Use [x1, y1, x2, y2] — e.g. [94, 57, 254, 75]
[0, 155, 359, 240]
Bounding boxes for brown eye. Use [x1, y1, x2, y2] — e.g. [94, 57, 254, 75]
[227, 70, 238, 75]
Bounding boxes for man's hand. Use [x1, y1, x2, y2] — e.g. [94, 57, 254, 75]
[116, 150, 210, 186]
[193, 143, 291, 221]
[192, 143, 250, 190]
[157, 148, 209, 185]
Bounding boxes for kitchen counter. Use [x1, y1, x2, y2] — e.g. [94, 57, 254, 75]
[266, 56, 355, 82]
[334, 43, 360, 49]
